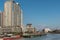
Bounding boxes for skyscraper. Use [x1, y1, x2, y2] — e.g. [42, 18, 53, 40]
[3, 0, 23, 28]
[0, 12, 3, 27]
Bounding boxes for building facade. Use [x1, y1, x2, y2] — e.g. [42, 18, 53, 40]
[25, 24, 36, 33]
[2, 0, 23, 33]
[3, 0, 22, 28]
[0, 12, 3, 27]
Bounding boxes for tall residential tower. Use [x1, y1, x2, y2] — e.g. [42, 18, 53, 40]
[3, 0, 23, 29]
[0, 12, 3, 27]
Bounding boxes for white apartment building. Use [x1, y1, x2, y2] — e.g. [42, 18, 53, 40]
[3, 0, 23, 32]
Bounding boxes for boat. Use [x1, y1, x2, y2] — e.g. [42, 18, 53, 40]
[3, 35, 21, 40]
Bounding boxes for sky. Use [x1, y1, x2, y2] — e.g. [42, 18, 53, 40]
[0, 0, 60, 29]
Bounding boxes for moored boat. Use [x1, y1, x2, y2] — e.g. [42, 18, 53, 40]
[3, 35, 21, 40]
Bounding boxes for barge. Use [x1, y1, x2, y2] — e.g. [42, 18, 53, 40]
[22, 32, 47, 38]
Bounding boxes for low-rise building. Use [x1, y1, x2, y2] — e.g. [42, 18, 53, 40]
[25, 24, 36, 33]
[11, 27, 22, 33]
[0, 26, 22, 34]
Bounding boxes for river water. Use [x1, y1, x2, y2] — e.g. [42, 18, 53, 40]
[18, 34, 60, 40]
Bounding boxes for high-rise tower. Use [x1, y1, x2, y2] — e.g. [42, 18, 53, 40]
[3, 0, 23, 28]
[0, 12, 3, 27]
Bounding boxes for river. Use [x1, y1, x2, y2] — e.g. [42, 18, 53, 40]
[18, 34, 60, 40]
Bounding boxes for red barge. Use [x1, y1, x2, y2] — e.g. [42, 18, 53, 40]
[3, 35, 21, 40]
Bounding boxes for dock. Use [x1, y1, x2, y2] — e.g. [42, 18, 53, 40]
[22, 32, 47, 38]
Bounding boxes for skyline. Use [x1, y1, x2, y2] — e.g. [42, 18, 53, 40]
[0, 0, 60, 29]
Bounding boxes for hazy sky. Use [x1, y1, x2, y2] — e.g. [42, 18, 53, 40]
[0, 0, 60, 29]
